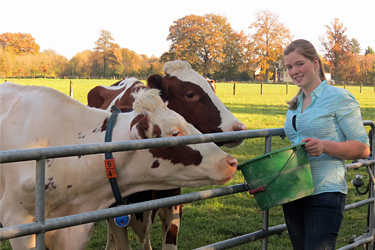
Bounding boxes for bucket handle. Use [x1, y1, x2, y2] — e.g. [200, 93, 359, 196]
[249, 186, 266, 194]
[247, 146, 302, 195]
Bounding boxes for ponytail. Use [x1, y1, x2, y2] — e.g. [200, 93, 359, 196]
[287, 88, 302, 110]
[317, 57, 326, 82]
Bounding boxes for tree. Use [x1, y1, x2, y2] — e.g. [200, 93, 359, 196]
[320, 18, 350, 83]
[216, 30, 248, 80]
[167, 14, 204, 68]
[344, 51, 360, 82]
[361, 47, 375, 84]
[248, 10, 293, 81]
[94, 30, 119, 77]
[365, 46, 374, 55]
[0, 32, 40, 55]
[0, 47, 14, 77]
[342, 38, 361, 82]
[349, 38, 361, 55]
[120, 48, 142, 76]
[167, 14, 232, 76]
[70, 50, 93, 78]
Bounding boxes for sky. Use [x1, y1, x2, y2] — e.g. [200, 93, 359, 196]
[2, 0, 374, 60]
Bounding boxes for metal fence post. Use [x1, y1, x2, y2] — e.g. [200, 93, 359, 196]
[69, 80, 73, 98]
[262, 136, 273, 250]
[367, 124, 375, 250]
[35, 159, 45, 250]
[368, 164, 375, 250]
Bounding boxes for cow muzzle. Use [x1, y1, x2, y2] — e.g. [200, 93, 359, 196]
[222, 123, 247, 148]
[214, 154, 237, 185]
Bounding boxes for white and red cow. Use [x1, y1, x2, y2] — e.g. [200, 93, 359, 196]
[87, 60, 247, 250]
[0, 83, 238, 250]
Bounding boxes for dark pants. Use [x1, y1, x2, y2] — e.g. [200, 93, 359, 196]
[282, 192, 346, 250]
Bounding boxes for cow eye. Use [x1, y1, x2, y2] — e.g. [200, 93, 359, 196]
[170, 130, 181, 137]
[186, 92, 194, 98]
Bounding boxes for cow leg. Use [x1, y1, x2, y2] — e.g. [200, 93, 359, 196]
[159, 205, 181, 250]
[44, 223, 94, 250]
[129, 210, 154, 250]
[106, 219, 132, 250]
[2, 209, 37, 249]
[9, 235, 36, 250]
[8, 222, 93, 250]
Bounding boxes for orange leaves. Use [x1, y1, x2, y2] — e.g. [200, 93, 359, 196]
[167, 14, 238, 76]
[248, 10, 293, 80]
[320, 18, 351, 82]
[0, 32, 40, 55]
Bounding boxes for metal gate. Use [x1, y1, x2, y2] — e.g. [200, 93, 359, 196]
[1, 121, 374, 250]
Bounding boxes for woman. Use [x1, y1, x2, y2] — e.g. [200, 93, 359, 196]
[283, 39, 370, 250]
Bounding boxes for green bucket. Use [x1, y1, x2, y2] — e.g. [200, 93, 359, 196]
[239, 143, 314, 210]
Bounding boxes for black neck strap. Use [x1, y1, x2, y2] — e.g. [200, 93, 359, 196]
[104, 106, 125, 206]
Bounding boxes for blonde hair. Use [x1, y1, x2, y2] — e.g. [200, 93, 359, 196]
[285, 39, 326, 110]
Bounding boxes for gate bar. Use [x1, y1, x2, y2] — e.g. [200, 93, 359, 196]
[35, 159, 46, 250]
[193, 196, 375, 250]
[0, 128, 285, 164]
[0, 184, 248, 240]
[338, 235, 373, 250]
[194, 224, 287, 250]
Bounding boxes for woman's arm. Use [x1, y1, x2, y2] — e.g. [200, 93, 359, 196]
[302, 137, 370, 160]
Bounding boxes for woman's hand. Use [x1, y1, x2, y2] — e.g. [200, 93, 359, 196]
[302, 138, 325, 156]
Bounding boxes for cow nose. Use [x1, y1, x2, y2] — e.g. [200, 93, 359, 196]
[233, 124, 247, 131]
[227, 156, 238, 168]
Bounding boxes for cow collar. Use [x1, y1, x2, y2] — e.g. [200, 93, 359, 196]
[104, 105, 130, 227]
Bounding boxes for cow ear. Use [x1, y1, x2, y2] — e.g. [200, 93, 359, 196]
[130, 115, 161, 139]
[87, 86, 105, 108]
[147, 74, 164, 90]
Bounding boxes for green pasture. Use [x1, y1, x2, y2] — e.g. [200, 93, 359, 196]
[1, 78, 374, 249]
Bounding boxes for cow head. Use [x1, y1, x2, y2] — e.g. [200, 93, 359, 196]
[123, 88, 237, 188]
[147, 60, 247, 147]
[129, 88, 186, 140]
[88, 78, 146, 112]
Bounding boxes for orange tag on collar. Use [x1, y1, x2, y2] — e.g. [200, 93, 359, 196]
[105, 159, 117, 178]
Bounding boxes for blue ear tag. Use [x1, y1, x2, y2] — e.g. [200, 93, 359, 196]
[114, 215, 131, 227]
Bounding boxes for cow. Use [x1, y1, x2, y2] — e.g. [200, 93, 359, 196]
[88, 60, 247, 146]
[0, 83, 238, 250]
[206, 77, 217, 93]
[87, 60, 247, 250]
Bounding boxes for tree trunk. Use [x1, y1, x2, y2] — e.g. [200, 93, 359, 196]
[265, 69, 269, 82]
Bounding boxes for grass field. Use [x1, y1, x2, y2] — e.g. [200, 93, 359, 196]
[1, 78, 374, 249]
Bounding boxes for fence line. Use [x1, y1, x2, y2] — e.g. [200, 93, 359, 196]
[0, 121, 374, 249]
[230, 82, 375, 96]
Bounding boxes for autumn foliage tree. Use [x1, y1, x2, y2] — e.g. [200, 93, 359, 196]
[94, 30, 120, 77]
[320, 18, 350, 83]
[167, 14, 236, 76]
[67, 32, 163, 79]
[0, 33, 70, 78]
[69, 50, 93, 78]
[219, 30, 248, 80]
[0, 32, 40, 55]
[361, 47, 375, 83]
[248, 10, 293, 81]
